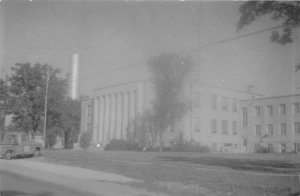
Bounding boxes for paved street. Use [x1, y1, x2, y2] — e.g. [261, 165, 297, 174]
[0, 170, 100, 196]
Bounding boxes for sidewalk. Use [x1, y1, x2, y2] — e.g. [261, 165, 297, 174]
[0, 158, 169, 196]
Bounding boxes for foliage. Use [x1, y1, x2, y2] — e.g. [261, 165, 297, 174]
[147, 53, 192, 151]
[0, 78, 7, 130]
[7, 63, 68, 135]
[255, 145, 271, 153]
[79, 131, 91, 150]
[130, 110, 155, 149]
[0, 78, 7, 102]
[58, 98, 81, 148]
[104, 139, 140, 151]
[238, 1, 300, 45]
[171, 133, 210, 152]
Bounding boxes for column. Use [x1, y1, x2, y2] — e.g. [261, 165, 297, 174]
[92, 96, 99, 144]
[137, 82, 143, 114]
[104, 95, 110, 142]
[131, 90, 137, 143]
[110, 94, 116, 139]
[122, 92, 129, 140]
[116, 93, 123, 139]
[99, 96, 104, 144]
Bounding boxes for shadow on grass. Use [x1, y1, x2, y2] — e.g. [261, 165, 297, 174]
[0, 190, 53, 196]
[158, 156, 300, 173]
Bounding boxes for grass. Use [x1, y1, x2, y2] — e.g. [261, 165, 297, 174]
[39, 149, 300, 196]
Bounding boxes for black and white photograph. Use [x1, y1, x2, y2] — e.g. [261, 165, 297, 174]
[0, 0, 300, 195]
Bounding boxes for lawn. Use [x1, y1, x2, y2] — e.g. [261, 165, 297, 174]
[39, 149, 300, 196]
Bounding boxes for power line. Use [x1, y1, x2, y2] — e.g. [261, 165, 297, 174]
[78, 25, 284, 80]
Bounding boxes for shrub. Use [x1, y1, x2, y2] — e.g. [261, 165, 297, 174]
[79, 131, 90, 150]
[104, 139, 140, 151]
[255, 145, 270, 153]
[172, 141, 211, 152]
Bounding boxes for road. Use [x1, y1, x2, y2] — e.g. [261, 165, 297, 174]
[0, 170, 101, 196]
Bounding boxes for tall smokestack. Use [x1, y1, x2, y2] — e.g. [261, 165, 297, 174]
[70, 53, 79, 100]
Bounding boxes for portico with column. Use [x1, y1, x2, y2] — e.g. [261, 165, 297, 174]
[92, 81, 145, 146]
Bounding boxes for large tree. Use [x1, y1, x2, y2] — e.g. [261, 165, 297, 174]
[58, 98, 81, 149]
[7, 63, 68, 135]
[148, 53, 192, 151]
[238, 1, 300, 71]
[0, 78, 7, 130]
[238, 1, 300, 45]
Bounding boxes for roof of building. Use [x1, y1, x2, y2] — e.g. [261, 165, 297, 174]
[240, 94, 300, 102]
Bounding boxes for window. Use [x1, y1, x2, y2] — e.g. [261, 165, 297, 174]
[295, 122, 300, 134]
[222, 97, 228, 111]
[255, 125, 261, 136]
[170, 122, 175, 132]
[280, 143, 287, 153]
[194, 118, 201, 132]
[211, 94, 218, 110]
[242, 107, 248, 126]
[87, 105, 91, 117]
[243, 139, 247, 146]
[294, 143, 300, 152]
[222, 120, 228, 134]
[254, 106, 261, 117]
[232, 121, 238, 135]
[293, 103, 300, 113]
[267, 105, 273, 116]
[267, 124, 273, 135]
[211, 119, 217, 133]
[232, 99, 238, 112]
[280, 123, 287, 135]
[279, 104, 286, 115]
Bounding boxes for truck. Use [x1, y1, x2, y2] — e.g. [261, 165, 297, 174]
[0, 132, 42, 160]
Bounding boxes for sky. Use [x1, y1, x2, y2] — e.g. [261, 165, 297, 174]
[0, 0, 299, 97]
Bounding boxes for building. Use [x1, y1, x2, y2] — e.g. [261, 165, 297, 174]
[240, 94, 300, 153]
[80, 80, 255, 152]
[183, 84, 253, 153]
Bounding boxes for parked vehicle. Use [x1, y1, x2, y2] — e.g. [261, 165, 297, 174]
[0, 132, 42, 160]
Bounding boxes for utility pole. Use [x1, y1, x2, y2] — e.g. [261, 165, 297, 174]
[43, 69, 50, 148]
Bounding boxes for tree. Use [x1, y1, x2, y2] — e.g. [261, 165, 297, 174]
[238, 1, 300, 46]
[58, 98, 81, 149]
[0, 78, 7, 131]
[7, 63, 68, 135]
[147, 53, 192, 151]
[238, 1, 300, 71]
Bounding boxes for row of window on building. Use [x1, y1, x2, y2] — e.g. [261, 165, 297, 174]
[254, 103, 300, 117]
[259, 143, 300, 153]
[254, 122, 300, 136]
[242, 103, 300, 127]
[193, 118, 238, 135]
[211, 95, 238, 112]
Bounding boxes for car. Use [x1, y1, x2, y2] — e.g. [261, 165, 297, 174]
[0, 132, 42, 160]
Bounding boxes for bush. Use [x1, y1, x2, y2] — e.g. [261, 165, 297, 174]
[79, 131, 90, 150]
[255, 145, 270, 153]
[104, 139, 140, 151]
[172, 141, 211, 152]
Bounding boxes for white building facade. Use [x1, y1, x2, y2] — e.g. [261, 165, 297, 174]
[81, 80, 255, 152]
[240, 94, 300, 153]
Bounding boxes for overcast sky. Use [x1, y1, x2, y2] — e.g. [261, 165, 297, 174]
[0, 0, 299, 97]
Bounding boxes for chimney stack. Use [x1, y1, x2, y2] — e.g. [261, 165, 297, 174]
[70, 53, 79, 100]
